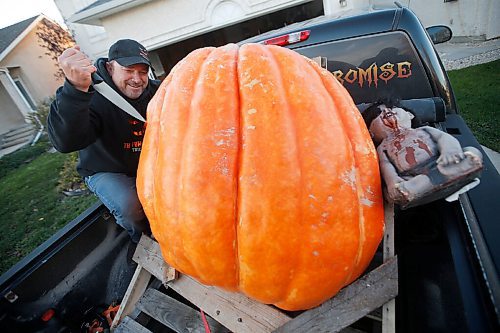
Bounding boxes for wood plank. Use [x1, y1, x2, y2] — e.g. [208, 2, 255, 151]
[382, 299, 396, 333]
[382, 201, 396, 333]
[133, 235, 177, 284]
[273, 256, 398, 333]
[168, 275, 291, 333]
[111, 264, 152, 330]
[366, 307, 382, 322]
[115, 316, 152, 333]
[131, 236, 290, 332]
[383, 201, 395, 261]
[137, 288, 230, 333]
[340, 327, 369, 333]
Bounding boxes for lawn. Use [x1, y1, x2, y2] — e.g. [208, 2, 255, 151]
[0, 60, 498, 276]
[447, 59, 500, 151]
[0, 141, 96, 274]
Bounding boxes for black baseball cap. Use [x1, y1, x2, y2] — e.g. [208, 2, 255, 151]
[108, 39, 151, 67]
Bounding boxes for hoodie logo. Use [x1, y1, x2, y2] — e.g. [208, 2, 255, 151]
[123, 120, 146, 152]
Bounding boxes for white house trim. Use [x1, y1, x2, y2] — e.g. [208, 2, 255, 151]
[0, 68, 33, 120]
[208, 0, 248, 26]
[69, 0, 156, 25]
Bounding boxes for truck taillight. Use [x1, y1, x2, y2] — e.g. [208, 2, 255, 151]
[262, 30, 311, 46]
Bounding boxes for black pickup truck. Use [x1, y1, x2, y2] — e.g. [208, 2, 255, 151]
[1, 4, 499, 333]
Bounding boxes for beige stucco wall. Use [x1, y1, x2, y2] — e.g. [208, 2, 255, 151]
[408, 0, 499, 40]
[0, 83, 25, 135]
[373, 0, 499, 40]
[0, 25, 65, 104]
[323, 0, 368, 15]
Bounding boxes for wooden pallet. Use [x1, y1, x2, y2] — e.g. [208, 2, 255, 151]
[111, 202, 397, 333]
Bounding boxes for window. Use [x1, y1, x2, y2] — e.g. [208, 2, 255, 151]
[13, 79, 36, 110]
[295, 32, 433, 104]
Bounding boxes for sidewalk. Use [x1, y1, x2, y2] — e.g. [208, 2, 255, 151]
[435, 38, 500, 70]
[482, 146, 500, 174]
[0, 141, 30, 159]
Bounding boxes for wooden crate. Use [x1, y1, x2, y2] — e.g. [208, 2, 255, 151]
[112, 202, 397, 333]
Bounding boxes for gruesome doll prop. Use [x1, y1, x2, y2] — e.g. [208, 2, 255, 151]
[363, 102, 483, 209]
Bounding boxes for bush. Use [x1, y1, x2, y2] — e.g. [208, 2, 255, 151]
[57, 152, 87, 193]
[25, 97, 86, 194]
[0, 139, 51, 179]
[27, 97, 53, 133]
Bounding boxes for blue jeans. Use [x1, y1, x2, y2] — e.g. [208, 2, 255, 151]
[85, 172, 149, 243]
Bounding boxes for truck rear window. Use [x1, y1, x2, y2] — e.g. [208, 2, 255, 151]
[293, 31, 433, 104]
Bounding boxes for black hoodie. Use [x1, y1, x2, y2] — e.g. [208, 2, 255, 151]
[48, 58, 160, 177]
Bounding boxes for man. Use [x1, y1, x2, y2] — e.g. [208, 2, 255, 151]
[48, 39, 160, 242]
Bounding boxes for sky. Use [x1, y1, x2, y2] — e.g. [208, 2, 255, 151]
[0, 0, 66, 29]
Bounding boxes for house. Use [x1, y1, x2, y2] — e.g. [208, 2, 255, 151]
[55, 0, 328, 79]
[0, 15, 69, 155]
[53, 0, 499, 80]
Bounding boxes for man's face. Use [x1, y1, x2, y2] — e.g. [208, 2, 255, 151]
[106, 61, 149, 99]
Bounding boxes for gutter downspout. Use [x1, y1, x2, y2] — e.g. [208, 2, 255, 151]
[30, 115, 44, 146]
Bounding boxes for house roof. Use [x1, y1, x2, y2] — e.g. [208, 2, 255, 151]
[0, 16, 38, 55]
[79, 0, 114, 13]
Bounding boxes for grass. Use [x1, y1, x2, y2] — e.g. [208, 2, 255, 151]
[0, 141, 96, 274]
[0, 141, 51, 179]
[447, 59, 500, 151]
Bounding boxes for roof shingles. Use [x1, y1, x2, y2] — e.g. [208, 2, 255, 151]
[0, 16, 38, 54]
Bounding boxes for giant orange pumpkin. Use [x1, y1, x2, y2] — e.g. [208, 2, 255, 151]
[137, 43, 384, 311]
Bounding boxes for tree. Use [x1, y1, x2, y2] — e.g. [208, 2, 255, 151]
[36, 17, 75, 79]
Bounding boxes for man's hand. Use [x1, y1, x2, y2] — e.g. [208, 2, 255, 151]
[58, 46, 97, 92]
